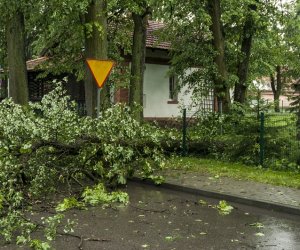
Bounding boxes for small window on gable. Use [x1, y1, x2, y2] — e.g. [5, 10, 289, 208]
[168, 75, 178, 104]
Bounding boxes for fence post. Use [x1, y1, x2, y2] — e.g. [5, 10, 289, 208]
[182, 108, 188, 156]
[259, 112, 265, 166]
[219, 101, 223, 135]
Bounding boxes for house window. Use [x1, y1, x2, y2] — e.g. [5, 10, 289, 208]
[168, 75, 178, 104]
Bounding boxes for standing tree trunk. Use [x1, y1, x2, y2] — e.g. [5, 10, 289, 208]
[129, 8, 150, 122]
[207, 0, 230, 113]
[293, 82, 300, 142]
[270, 65, 283, 112]
[6, 10, 29, 105]
[84, 0, 109, 117]
[234, 2, 257, 103]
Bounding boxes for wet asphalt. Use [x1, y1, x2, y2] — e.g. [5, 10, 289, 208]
[1, 182, 300, 250]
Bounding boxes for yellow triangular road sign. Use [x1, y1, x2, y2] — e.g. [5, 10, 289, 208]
[86, 59, 115, 88]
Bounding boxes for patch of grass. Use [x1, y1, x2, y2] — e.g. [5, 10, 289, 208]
[165, 157, 300, 189]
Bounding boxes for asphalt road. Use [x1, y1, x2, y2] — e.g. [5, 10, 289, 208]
[1, 182, 300, 250]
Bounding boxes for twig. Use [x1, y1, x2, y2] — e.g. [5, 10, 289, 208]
[130, 204, 168, 213]
[58, 232, 111, 250]
[84, 237, 111, 242]
[71, 176, 84, 187]
[78, 235, 84, 250]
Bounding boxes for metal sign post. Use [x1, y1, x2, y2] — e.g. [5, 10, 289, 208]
[97, 88, 101, 118]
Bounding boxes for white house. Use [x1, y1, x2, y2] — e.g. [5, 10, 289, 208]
[114, 20, 214, 120]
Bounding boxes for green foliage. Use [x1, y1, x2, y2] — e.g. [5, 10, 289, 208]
[25, 0, 90, 75]
[0, 211, 36, 243]
[154, 0, 300, 107]
[216, 200, 234, 216]
[249, 222, 264, 229]
[0, 192, 3, 210]
[272, 159, 300, 172]
[146, 174, 165, 185]
[0, 85, 165, 248]
[82, 183, 129, 206]
[42, 214, 65, 241]
[186, 101, 300, 170]
[158, 0, 213, 95]
[55, 197, 85, 212]
[29, 240, 51, 250]
[186, 107, 259, 164]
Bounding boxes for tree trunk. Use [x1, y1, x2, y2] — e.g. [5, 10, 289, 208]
[129, 9, 150, 121]
[0, 75, 8, 99]
[207, 0, 230, 113]
[234, 2, 257, 103]
[6, 10, 29, 105]
[84, 0, 109, 117]
[270, 66, 282, 112]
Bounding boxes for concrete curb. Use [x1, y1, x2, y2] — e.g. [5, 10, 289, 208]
[130, 178, 300, 216]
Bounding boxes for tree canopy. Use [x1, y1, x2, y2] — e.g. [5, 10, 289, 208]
[0, 0, 299, 111]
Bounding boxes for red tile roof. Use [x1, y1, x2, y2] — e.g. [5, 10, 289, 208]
[26, 57, 49, 71]
[146, 20, 171, 50]
[26, 21, 170, 70]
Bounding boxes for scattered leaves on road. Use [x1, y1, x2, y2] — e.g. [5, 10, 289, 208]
[217, 200, 234, 215]
[198, 199, 207, 205]
[249, 222, 264, 229]
[255, 232, 265, 237]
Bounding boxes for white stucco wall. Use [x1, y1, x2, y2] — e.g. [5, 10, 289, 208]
[143, 63, 196, 118]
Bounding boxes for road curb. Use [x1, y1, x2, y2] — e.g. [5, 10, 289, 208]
[130, 178, 300, 216]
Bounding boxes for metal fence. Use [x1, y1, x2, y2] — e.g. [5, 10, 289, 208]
[182, 108, 300, 168]
[262, 112, 299, 167]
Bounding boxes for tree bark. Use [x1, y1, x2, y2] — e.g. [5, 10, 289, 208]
[0, 76, 8, 99]
[207, 0, 230, 113]
[270, 66, 282, 112]
[234, 2, 257, 103]
[6, 10, 29, 105]
[129, 9, 150, 122]
[84, 0, 109, 117]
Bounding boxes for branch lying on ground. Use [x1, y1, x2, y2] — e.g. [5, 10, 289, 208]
[57, 232, 111, 250]
[130, 204, 168, 213]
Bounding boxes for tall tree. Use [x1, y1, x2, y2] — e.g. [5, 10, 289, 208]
[4, 4, 28, 104]
[250, 0, 300, 112]
[270, 66, 283, 112]
[234, 1, 258, 103]
[84, 0, 109, 117]
[207, 0, 230, 112]
[160, 0, 292, 110]
[29, 0, 131, 116]
[129, 4, 151, 121]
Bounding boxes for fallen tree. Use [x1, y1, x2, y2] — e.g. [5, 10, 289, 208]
[0, 84, 165, 248]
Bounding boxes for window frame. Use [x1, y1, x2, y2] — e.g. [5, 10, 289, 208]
[168, 75, 178, 104]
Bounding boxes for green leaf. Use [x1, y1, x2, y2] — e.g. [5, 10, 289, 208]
[217, 200, 234, 215]
[249, 222, 264, 228]
[55, 197, 85, 212]
[255, 232, 265, 237]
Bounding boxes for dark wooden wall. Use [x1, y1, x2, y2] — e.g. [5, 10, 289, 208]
[28, 71, 86, 115]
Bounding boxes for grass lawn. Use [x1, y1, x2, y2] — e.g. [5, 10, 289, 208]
[165, 156, 300, 189]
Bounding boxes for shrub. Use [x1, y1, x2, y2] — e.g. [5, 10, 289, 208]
[187, 104, 300, 167]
